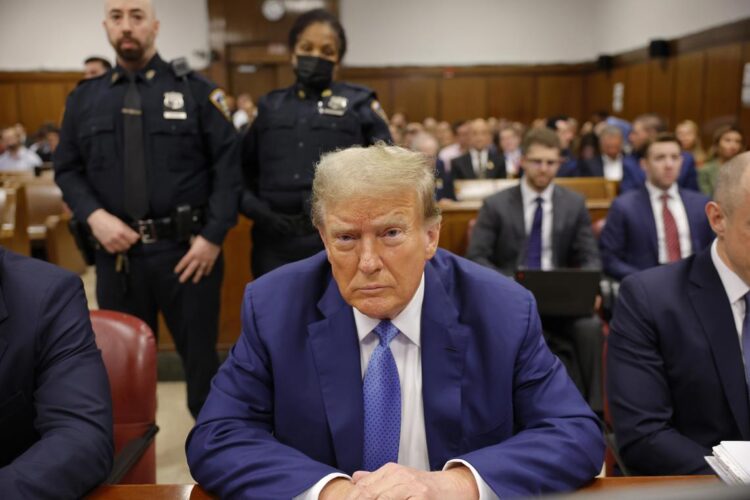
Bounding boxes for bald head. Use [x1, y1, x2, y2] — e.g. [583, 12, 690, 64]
[714, 151, 750, 217]
[103, 0, 159, 71]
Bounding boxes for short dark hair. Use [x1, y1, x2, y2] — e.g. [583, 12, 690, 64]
[84, 56, 112, 70]
[643, 132, 681, 157]
[711, 124, 744, 148]
[522, 128, 561, 155]
[546, 115, 569, 131]
[288, 9, 347, 62]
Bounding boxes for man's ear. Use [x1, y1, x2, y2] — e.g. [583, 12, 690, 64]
[424, 220, 441, 259]
[706, 201, 725, 238]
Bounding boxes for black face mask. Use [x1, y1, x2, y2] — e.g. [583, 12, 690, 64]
[294, 55, 335, 90]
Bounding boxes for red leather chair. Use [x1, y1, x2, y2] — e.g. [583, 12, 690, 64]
[90, 310, 158, 484]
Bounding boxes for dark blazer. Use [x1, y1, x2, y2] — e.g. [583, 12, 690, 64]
[578, 156, 606, 177]
[599, 186, 713, 281]
[186, 250, 604, 498]
[607, 249, 750, 474]
[620, 151, 699, 192]
[0, 248, 113, 497]
[466, 184, 601, 276]
[451, 150, 507, 180]
[435, 158, 455, 200]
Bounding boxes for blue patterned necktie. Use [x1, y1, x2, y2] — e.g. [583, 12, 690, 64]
[362, 320, 401, 471]
[526, 197, 544, 269]
[742, 293, 750, 395]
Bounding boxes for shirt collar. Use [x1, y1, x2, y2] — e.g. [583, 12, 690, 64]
[645, 180, 679, 201]
[520, 177, 554, 206]
[110, 53, 165, 87]
[353, 273, 424, 347]
[711, 239, 749, 305]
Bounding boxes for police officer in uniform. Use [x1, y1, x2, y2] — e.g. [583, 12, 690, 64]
[241, 9, 391, 277]
[54, 0, 240, 418]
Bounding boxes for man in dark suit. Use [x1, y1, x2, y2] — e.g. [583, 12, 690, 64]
[0, 247, 113, 497]
[451, 119, 506, 180]
[466, 128, 603, 414]
[607, 151, 750, 475]
[620, 114, 699, 192]
[187, 144, 604, 499]
[600, 134, 713, 281]
[578, 125, 624, 180]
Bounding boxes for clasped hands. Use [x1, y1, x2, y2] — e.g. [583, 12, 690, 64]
[320, 463, 478, 500]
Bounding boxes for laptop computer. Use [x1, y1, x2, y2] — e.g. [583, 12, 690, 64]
[514, 268, 601, 317]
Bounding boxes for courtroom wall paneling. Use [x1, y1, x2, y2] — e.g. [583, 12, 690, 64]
[440, 76, 487, 123]
[673, 50, 705, 133]
[703, 43, 743, 136]
[648, 58, 676, 127]
[18, 82, 71, 134]
[624, 62, 650, 121]
[0, 83, 19, 127]
[392, 76, 439, 122]
[536, 75, 584, 122]
[487, 75, 536, 124]
[345, 77, 393, 117]
[741, 41, 750, 143]
[230, 63, 280, 102]
[583, 71, 613, 119]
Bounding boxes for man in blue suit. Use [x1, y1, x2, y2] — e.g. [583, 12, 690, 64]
[620, 114, 698, 192]
[0, 248, 113, 497]
[187, 144, 604, 499]
[607, 151, 750, 474]
[600, 134, 713, 281]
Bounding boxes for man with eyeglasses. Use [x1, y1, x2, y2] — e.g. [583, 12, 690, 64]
[467, 128, 603, 414]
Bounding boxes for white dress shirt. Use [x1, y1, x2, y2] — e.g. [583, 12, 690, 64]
[711, 239, 750, 351]
[504, 149, 521, 176]
[297, 275, 498, 500]
[645, 182, 692, 263]
[601, 154, 623, 181]
[0, 147, 42, 172]
[471, 148, 489, 177]
[521, 179, 555, 270]
[438, 143, 462, 173]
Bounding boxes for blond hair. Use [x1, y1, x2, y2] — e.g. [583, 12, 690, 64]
[311, 143, 440, 228]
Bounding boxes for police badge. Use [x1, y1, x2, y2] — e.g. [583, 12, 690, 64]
[163, 91, 187, 120]
[318, 95, 348, 116]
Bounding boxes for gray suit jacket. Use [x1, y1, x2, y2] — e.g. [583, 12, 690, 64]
[466, 184, 601, 276]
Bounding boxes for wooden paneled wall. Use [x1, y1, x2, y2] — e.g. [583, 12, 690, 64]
[0, 72, 81, 134]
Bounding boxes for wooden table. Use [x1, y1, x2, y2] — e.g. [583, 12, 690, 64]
[87, 476, 719, 498]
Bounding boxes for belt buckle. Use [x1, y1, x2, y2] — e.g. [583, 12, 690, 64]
[137, 219, 157, 244]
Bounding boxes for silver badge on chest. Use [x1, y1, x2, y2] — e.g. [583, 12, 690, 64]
[318, 95, 348, 117]
[163, 91, 187, 120]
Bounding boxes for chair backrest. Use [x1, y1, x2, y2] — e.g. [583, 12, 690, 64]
[24, 179, 64, 226]
[0, 184, 30, 255]
[556, 177, 618, 200]
[90, 310, 157, 484]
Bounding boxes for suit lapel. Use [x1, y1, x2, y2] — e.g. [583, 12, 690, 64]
[636, 188, 659, 261]
[681, 190, 705, 251]
[307, 276, 364, 473]
[0, 249, 8, 365]
[551, 186, 566, 267]
[420, 262, 470, 469]
[509, 187, 527, 269]
[688, 251, 750, 439]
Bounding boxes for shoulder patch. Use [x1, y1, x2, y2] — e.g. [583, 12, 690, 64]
[371, 100, 388, 123]
[209, 88, 232, 121]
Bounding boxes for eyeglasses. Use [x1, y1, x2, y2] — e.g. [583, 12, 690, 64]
[524, 158, 561, 168]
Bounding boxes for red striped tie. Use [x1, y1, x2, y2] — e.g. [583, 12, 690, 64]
[662, 193, 682, 262]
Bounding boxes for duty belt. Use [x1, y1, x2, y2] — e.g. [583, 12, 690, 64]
[130, 207, 204, 244]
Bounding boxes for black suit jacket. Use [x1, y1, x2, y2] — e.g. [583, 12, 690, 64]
[451, 150, 507, 180]
[578, 156, 605, 177]
[608, 249, 750, 475]
[466, 184, 600, 275]
[0, 248, 113, 497]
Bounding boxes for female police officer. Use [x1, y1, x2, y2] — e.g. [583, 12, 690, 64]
[240, 9, 391, 277]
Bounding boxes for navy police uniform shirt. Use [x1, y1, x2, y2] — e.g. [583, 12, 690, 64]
[242, 81, 391, 215]
[54, 53, 241, 246]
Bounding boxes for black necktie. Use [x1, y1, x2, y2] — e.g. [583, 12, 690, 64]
[123, 74, 149, 221]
